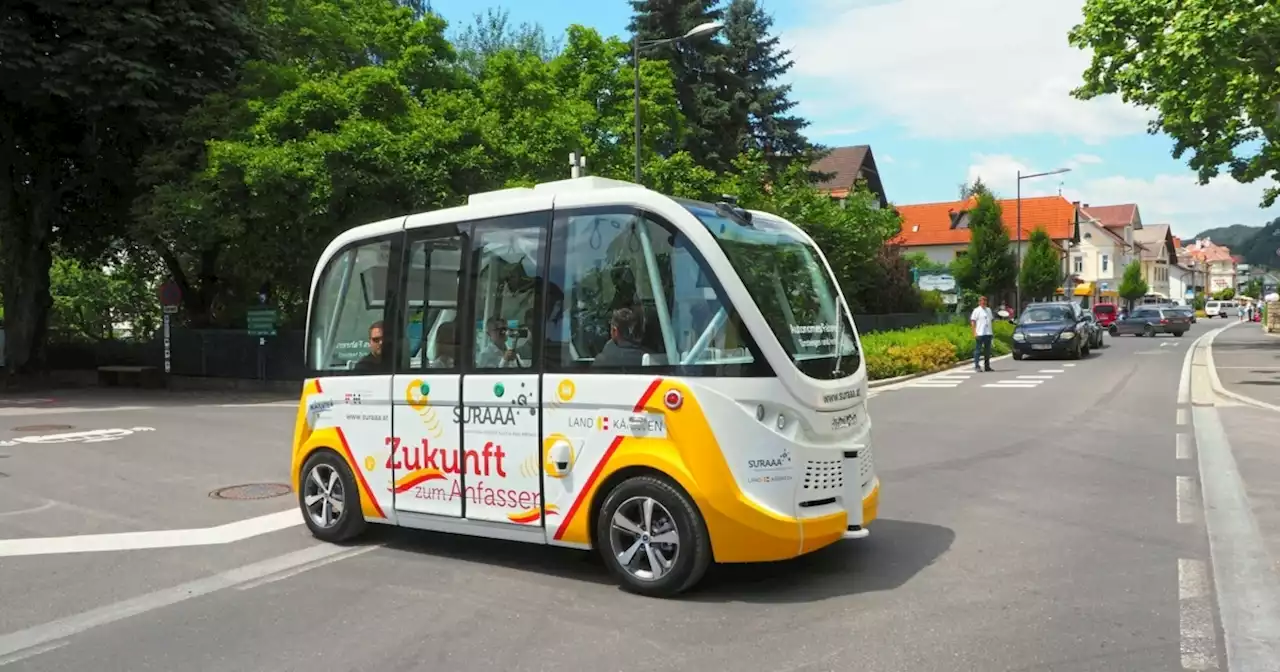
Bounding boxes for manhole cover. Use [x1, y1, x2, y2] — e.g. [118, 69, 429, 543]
[13, 424, 73, 432]
[210, 483, 292, 500]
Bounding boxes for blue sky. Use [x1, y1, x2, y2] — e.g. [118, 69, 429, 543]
[428, 0, 1280, 241]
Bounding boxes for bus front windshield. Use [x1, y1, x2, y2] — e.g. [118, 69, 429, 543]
[678, 199, 859, 380]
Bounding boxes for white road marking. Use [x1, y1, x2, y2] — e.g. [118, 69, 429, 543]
[1177, 408, 1189, 426]
[1016, 375, 1054, 379]
[0, 544, 371, 662]
[906, 382, 962, 388]
[0, 501, 56, 518]
[1063, 363, 1076, 367]
[0, 509, 302, 557]
[235, 545, 377, 591]
[0, 640, 68, 667]
[1162, 342, 1177, 347]
[982, 382, 1041, 388]
[0, 406, 154, 418]
[1177, 476, 1199, 524]
[1038, 369, 1066, 373]
[1179, 558, 1220, 670]
[217, 402, 297, 408]
[0, 427, 155, 447]
[1177, 433, 1192, 460]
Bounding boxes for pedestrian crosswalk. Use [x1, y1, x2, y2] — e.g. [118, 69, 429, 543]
[901, 363, 1077, 390]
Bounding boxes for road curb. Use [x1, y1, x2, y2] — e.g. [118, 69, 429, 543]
[868, 353, 1013, 390]
[1204, 321, 1280, 413]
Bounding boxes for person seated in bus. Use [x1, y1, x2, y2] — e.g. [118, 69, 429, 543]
[429, 321, 457, 369]
[592, 307, 647, 368]
[475, 317, 528, 369]
[353, 321, 384, 371]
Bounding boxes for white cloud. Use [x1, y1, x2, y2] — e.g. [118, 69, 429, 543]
[782, 0, 1153, 141]
[965, 154, 1280, 239]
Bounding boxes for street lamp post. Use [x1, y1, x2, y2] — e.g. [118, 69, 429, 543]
[632, 21, 722, 185]
[1015, 167, 1073, 310]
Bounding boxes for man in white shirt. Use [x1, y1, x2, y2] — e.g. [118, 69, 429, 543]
[970, 295, 995, 372]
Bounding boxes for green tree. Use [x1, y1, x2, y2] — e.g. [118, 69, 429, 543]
[1118, 259, 1149, 308]
[1070, 0, 1280, 207]
[959, 177, 993, 199]
[49, 253, 162, 342]
[1243, 278, 1263, 299]
[904, 252, 951, 274]
[1019, 228, 1060, 302]
[453, 7, 561, 78]
[1213, 287, 1236, 301]
[0, 0, 259, 373]
[722, 0, 808, 165]
[629, 0, 737, 171]
[952, 192, 1016, 301]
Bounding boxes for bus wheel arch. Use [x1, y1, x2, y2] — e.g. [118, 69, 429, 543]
[590, 467, 713, 597]
[298, 447, 367, 544]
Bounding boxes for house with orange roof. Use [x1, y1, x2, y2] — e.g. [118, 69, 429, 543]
[895, 194, 1138, 305]
[1132, 224, 1179, 300]
[1082, 203, 1143, 242]
[1183, 238, 1238, 294]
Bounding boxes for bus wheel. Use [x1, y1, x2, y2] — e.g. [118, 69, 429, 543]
[596, 475, 712, 598]
[299, 450, 366, 543]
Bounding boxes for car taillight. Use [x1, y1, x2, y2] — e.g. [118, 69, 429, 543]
[1161, 319, 1169, 324]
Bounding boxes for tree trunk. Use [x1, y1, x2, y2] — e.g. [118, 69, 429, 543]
[0, 172, 55, 376]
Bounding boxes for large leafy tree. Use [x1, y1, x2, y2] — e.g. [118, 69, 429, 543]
[953, 192, 1017, 301]
[722, 0, 809, 165]
[0, 0, 259, 373]
[1019, 228, 1061, 302]
[453, 8, 561, 78]
[629, 0, 737, 171]
[1070, 0, 1280, 207]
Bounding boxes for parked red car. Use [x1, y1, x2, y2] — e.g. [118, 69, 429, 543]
[1092, 303, 1119, 328]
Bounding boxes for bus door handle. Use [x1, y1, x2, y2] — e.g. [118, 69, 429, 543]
[548, 440, 574, 474]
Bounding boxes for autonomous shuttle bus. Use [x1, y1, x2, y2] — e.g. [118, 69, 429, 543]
[292, 176, 879, 597]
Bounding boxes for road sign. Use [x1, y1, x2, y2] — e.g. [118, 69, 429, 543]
[246, 308, 277, 337]
[158, 280, 182, 307]
[162, 305, 178, 315]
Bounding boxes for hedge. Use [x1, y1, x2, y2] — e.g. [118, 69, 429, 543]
[862, 320, 1015, 380]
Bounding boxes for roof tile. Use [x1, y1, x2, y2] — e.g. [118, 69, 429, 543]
[894, 195, 1079, 246]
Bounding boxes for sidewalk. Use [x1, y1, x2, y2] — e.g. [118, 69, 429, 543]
[1208, 322, 1280, 579]
[1210, 321, 1280, 409]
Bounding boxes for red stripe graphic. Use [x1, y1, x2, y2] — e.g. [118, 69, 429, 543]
[334, 426, 386, 519]
[553, 378, 665, 541]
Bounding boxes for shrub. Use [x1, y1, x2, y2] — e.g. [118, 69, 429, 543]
[861, 321, 1014, 380]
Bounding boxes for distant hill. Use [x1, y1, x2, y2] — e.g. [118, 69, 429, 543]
[1190, 224, 1262, 249]
[1191, 220, 1280, 268]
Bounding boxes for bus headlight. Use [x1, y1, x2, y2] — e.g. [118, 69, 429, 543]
[756, 404, 765, 421]
[776, 414, 787, 430]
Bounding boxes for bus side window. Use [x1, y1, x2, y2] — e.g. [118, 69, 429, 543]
[544, 208, 756, 374]
[468, 214, 546, 371]
[307, 238, 393, 373]
[399, 234, 463, 373]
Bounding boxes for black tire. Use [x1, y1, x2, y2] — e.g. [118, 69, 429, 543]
[596, 475, 712, 598]
[1175, 330, 1185, 337]
[299, 450, 367, 543]
[1082, 343, 1091, 357]
[1070, 342, 1082, 359]
[1143, 325, 1154, 337]
[1012, 351, 1024, 361]
[1109, 326, 1118, 336]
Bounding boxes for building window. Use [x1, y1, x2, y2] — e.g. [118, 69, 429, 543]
[1102, 255, 1109, 273]
[1073, 256, 1083, 273]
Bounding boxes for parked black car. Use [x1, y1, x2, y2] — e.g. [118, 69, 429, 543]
[1011, 302, 1092, 360]
[1111, 305, 1191, 337]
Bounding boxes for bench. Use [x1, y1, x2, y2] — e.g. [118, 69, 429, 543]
[97, 365, 164, 389]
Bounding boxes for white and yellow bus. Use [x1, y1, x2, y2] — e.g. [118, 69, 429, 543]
[292, 176, 878, 597]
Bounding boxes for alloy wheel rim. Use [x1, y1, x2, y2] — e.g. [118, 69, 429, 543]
[303, 464, 345, 529]
[608, 496, 680, 582]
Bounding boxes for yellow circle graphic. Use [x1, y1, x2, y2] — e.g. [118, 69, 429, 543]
[364, 456, 376, 471]
[406, 379, 429, 410]
[556, 379, 576, 403]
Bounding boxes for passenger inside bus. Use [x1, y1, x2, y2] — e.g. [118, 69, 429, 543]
[353, 321, 384, 371]
[592, 307, 648, 368]
[475, 316, 532, 369]
[429, 321, 457, 369]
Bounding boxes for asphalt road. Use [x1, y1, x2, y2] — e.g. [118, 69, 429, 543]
[0, 322, 1239, 671]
